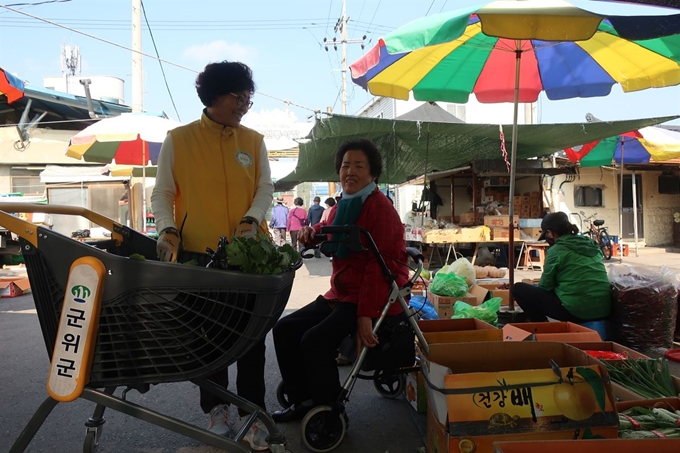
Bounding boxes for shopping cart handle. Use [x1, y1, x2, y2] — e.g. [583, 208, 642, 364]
[0, 202, 125, 246]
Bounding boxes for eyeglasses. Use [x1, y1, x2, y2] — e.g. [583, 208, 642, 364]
[229, 93, 253, 109]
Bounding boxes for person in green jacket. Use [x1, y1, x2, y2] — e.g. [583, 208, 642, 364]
[511, 212, 611, 322]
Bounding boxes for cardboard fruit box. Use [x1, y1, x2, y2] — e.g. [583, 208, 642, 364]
[565, 341, 650, 361]
[421, 342, 619, 453]
[503, 322, 603, 342]
[429, 285, 490, 319]
[418, 318, 501, 345]
[477, 283, 510, 306]
[484, 215, 519, 228]
[0, 277, 31, 298]
[404, 370, 428, 414]
[493, 439, 680, 453]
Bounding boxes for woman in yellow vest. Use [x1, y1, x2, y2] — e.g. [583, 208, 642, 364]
[151, 61, 273, 451]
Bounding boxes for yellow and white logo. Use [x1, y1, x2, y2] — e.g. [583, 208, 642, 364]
[236, 151, 253, 168]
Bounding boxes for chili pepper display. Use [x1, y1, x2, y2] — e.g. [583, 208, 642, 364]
[585, 350, 628, 361]
[609, 264, 678, 352]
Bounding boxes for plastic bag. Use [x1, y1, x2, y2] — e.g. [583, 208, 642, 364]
[443, 257, 476, 287]
[475, 247, 496, 267]
[452, 297, 502, 325]
[430, 272, 468, 297]
[411, 295, 439, 320]
[609, 264, 678, 351]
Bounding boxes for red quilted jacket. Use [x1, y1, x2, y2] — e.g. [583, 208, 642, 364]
[310, 188, 408, 318]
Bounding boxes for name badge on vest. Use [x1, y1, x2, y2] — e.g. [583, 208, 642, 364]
[236, 151, 253, 168]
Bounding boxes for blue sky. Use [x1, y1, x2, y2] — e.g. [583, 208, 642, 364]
[1, 0, 679, 126]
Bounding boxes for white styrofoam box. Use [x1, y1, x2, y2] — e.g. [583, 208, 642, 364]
[519, 218, 542, 228]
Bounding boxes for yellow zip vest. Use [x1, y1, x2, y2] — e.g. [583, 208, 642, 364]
[171, 112, 269, 253]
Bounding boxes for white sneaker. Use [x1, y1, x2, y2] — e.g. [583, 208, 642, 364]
[207, 404, 231, 436]
[240, 416, 269, 451]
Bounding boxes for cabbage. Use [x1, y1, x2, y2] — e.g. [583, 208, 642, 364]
[445, 258, 476, 287]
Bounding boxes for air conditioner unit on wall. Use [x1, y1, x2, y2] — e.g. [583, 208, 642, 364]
[658, 174, 680, 195]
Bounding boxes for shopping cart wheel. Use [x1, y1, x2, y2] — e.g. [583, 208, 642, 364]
[373, 369, 405, 399]
[83, 428, 100, 453]
[301, 405, 347, 453]
[276, 380, 292, 408]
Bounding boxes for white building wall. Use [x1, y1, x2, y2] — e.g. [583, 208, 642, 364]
[641, 171, 680, 247]
[548, 168, 680, 247]
[549, 168, 621, 237]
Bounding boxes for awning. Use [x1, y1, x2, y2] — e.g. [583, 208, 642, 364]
[275, 114, 678, 190]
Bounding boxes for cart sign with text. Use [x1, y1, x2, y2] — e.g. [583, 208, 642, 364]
[47, 257, 106, 402]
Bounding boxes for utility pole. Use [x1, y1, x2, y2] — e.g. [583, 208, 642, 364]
[324, 0, 366, 115]
[131, 0, 143, 113]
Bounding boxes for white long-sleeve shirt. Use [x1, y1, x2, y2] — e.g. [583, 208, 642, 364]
[151, 133, 273, 235]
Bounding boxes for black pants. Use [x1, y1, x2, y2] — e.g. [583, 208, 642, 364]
[511, 283, 585, 323]
[199, 338, 266, 417]
[273, 297, 357, 406]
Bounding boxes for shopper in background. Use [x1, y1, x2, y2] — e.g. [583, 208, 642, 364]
[269, 197, 289, 247]
[287, 197, 307, 251]
[320, 197, 336, 223]
[307, 196, 325, 257]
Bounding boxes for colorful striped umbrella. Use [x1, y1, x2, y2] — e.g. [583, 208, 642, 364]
[66, 113, 182, 165]
[0, 67, 25, 104]
[351, 1, 680, 104]
[566, 126, 680, 166]
[350, 0, 680, 307]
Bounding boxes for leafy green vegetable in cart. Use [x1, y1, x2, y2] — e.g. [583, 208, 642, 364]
[223, 235, 301, 274]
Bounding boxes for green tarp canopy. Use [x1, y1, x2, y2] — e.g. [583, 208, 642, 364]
[275, 114, 678, 190]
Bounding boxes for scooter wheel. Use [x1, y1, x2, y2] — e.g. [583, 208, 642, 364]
[373, 369, 405, 399]
[301, 405, 347, 453]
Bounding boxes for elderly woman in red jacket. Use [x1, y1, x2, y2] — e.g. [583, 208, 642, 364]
[271, 138, 408, 423]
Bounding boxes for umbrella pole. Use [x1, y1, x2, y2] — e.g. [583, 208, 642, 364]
[632, 170, 639, 257]
[618, 141, 625, 263]
[142, 141, 147, 233]
[507, 46, 522, 312]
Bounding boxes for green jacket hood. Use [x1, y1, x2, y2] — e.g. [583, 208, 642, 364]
[554, 234, 601, 257]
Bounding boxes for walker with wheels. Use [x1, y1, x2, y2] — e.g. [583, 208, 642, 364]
[0, 202, 300, 453]
[278, 224, 430, 452]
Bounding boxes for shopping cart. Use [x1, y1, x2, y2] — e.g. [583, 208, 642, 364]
[277, 225, 430, 452]
[0, 202, 300, 453]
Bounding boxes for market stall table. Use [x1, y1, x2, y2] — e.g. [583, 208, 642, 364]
[423, 238, 527, 267]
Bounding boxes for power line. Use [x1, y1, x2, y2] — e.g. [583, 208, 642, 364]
[439, 0, 449, 13]
[1, 16, 333, 24]
[425, 0, 436, 16]
[351, 0, 367, 40]
[140, 0, 181, 121]
[3, 0, 70, 6]
[0, 17, 395, 33]
[325, 0, 334, 38]
[0, 4, 321, 114]
[365, 0, 382, 34]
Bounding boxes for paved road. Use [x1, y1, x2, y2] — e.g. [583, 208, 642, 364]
[1, 257, 426, 453]
[2, 247, 679, 452]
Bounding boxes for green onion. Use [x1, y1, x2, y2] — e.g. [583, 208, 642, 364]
[604, 359, 677, 399]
